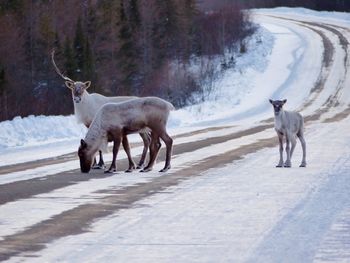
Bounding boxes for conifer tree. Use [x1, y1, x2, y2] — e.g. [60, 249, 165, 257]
[0, 65, 5, 94]
[180, 0, 199, 59]
[116, 0, 140, 95]
[63, 37, 76, 79]
[152, 0, 179, 66]
[73, 17, 85, 79]
[83, 38, 96, 85]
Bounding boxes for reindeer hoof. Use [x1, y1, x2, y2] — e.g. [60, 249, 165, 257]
[299, 163, 306, 167]
[125, 163, 136, 173]
[92, 164, 105, 170]
[276, 164, 283, 168]
[159, 166, 170, 172]
[104, 169, 117, 174]
[140, 167, 152, 173]
[136, 163, 145, 169]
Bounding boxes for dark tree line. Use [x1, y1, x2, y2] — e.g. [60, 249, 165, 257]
[0, 0, 254, 121]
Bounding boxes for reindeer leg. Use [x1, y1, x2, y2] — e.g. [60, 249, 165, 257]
[284, 134, 291, 168]
[105, 136, 121, 174]
[137, 131, 151, 169]
[122, 134, 136, 173]
[92, 157, 98, 169]
[91, 151, 105, 169]
[290, 135, 297, 163]
[141, 133, 161, 172]
[97, 151, 105, 168]
[159, 131, 173, 172]
[298, 134, 307, 167]
[276, 133, 284, 167]
[92, 151, 105, 169]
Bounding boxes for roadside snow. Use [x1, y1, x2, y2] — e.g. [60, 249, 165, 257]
[0, 115, 86, 150]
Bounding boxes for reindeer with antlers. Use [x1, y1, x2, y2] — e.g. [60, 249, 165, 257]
[51, 50, 151, 172]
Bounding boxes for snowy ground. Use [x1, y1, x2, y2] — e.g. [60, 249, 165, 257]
[0, 7, 350, 263]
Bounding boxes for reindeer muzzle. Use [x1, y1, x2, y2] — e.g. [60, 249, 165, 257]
[74, 97, 82, 103]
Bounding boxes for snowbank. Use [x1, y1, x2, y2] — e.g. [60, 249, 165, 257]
[0, 115, 86, 150]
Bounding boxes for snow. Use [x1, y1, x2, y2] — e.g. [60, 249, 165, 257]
[0, 115, 86, 149]
[1, 7, 350, 262]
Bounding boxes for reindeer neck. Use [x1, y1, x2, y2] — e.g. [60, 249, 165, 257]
[274, 110, 285, 130]
[84, 117, 107, 156]
[73, 91, 95, 126]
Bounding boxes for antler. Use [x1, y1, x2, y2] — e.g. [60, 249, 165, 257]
[51, 49, 74, 82]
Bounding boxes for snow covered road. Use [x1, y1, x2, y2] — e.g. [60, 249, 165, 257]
[0, 8, 350, 262]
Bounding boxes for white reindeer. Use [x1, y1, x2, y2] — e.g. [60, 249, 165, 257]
[51, 50, 150, 170]
[78, 97, 174, 173]
[269, 99, 306, 168]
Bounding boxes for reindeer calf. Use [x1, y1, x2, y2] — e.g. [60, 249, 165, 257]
[270, 99, 306, 168]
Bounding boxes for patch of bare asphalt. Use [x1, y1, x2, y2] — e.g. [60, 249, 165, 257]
[323, 106, 350, 123]
[0, 152, 77, 176]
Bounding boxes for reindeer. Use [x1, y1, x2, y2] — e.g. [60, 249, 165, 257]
[51, 50, 150, 171]
[269, 99, 306, 168]
[78, 97, 174, 174]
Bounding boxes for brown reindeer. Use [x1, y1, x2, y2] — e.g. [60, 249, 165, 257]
[78, 97, 174, 173]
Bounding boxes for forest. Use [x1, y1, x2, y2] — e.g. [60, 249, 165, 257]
[0, 0, 253, 121]
[0, 0, 349, 121]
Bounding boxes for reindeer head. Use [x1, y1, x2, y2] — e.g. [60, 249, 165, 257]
[78, 139, 93, 173]
[269, 99, 287, 115]
[51, 50, 91, 104]
[65, 81, 91, 103]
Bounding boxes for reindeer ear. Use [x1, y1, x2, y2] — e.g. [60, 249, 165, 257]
[269, 99, 273, 104]
[282, 99, 287, 104]
[84, 81, 91, 89]
[80, 139, 87, 148]
[65, 81, 74, 90]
